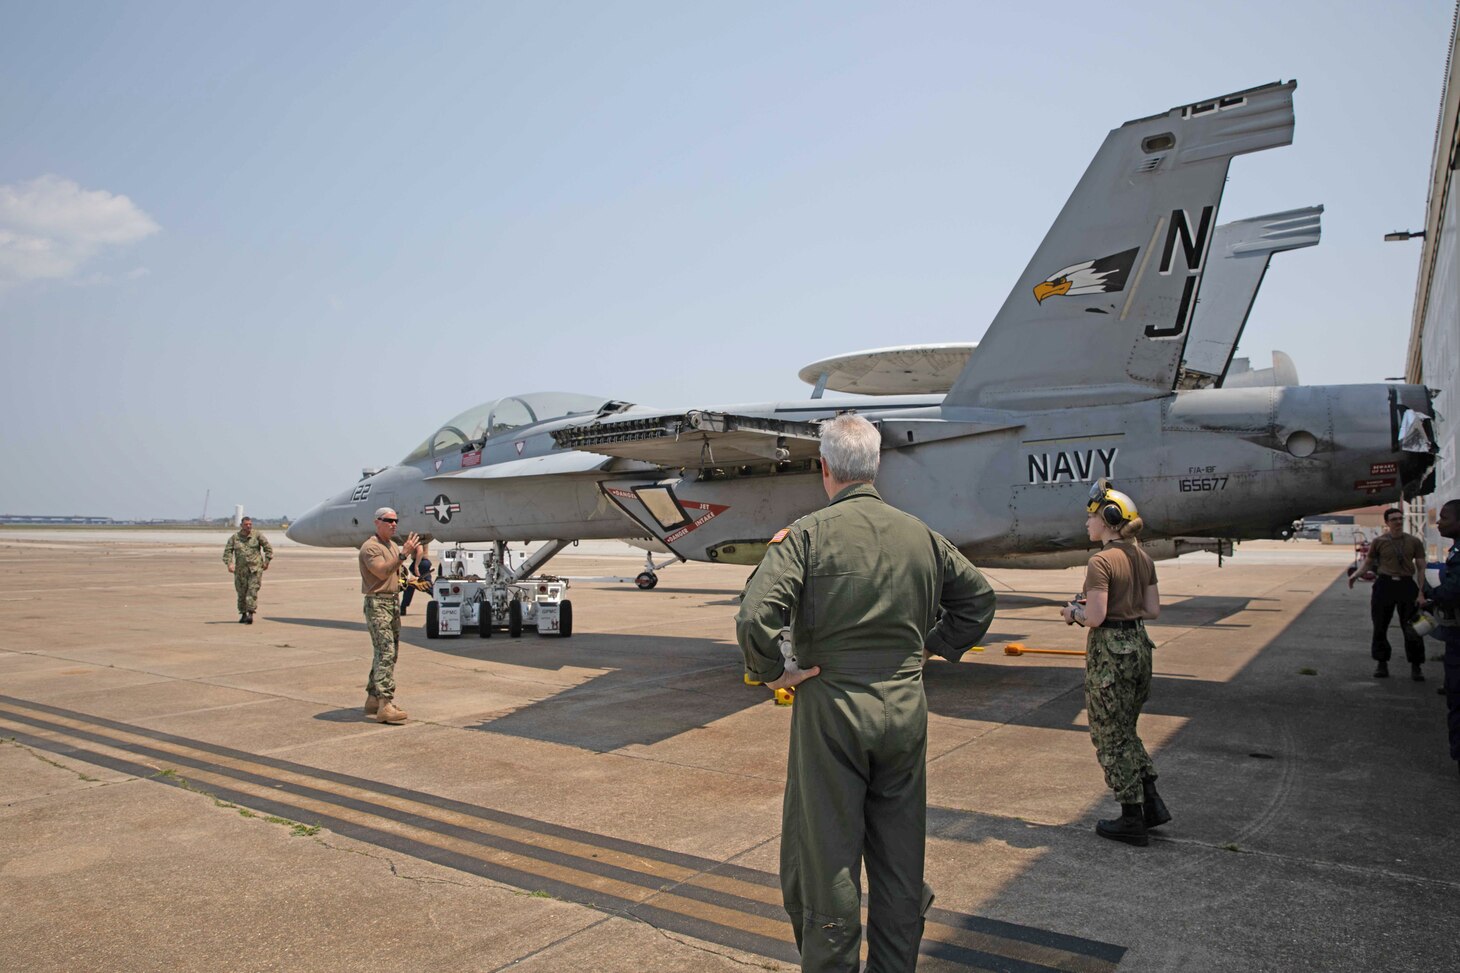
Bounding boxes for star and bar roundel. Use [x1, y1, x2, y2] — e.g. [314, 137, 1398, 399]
[423, 494, 461, 525]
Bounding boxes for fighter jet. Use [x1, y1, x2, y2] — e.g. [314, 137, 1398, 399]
[556, 82, 1436, 569]
[290, 81, 1436, 586]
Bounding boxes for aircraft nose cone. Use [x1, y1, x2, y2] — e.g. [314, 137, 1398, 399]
[286, 501, 329, 546]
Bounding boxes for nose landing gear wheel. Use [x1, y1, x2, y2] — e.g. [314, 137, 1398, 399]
[558, 600, 573, 638]
[478, 600, 492, 638]
[508, 599, 523, 637]
[635, 571, 658, 590]
[425, 601, 440, 639]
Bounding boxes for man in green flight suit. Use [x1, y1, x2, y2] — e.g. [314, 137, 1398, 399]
[223, 516, 273, 624]
[736, 414, 996, 973]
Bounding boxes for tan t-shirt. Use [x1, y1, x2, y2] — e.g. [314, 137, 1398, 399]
[1083, 541, 1158, 622]
[1366, 532, 1425, 579]
[359, 535, 404, 595]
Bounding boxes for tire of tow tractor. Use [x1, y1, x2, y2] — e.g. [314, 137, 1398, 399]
[508, 599, 523, 638]
[635, 572, 658, 590]
[425, 601, 440, 639]
[559, 600, 573, 638]
[478, 603, 492, 638]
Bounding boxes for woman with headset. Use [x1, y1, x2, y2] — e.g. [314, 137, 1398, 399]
[1060, 480, 1171, 847]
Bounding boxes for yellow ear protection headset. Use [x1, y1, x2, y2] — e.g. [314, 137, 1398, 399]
[1086, 479, 1139, 528]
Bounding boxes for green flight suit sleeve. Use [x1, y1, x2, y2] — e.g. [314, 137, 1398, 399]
[735, 528, 808, 683]
[260, 533, 273, 564]
[923, 534, 996, 663]
[223, 535, 235, 567]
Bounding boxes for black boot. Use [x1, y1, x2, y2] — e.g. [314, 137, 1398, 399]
[1411, 664, 1424, 682]
[244, 612, 254, 625]
[1373, 661, 1389, 678]
[1096, 804, 1149, 846]
[1141, 775, 1172, 828]
[238, 613, 247, 623]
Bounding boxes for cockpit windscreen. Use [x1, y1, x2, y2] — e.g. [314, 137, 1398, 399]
[400, 392, 619, 464]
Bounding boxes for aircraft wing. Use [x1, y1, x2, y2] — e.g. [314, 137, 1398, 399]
[551, 410, 822, 468]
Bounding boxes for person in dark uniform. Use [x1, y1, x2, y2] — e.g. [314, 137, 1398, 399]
[1349, 507, 1428, 680]
[736, 413, 996, 973]
[400, 543, 432, 616]
[1061, 481, 1169, 847]
[1421, 498, 1460, 778]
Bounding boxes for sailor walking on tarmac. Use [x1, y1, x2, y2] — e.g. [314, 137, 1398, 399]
[223, 516, 272, 624]
[1061, 481, 1170, 846]
[736, 413, 995, 973]
[1349, 507, 1429, 680]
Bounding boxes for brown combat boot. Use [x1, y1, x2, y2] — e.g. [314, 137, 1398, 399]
[377, 699, 408, 725]
[364, 694, 380, 716]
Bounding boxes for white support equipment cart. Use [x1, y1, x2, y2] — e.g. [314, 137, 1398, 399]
[424, 542, 573, 639]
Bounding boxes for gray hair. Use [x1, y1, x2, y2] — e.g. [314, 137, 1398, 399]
[373, 507, 397, 521]
[819, 414, 881, 482]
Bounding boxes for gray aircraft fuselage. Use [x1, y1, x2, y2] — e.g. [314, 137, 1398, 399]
[288, 382, 1433, 571]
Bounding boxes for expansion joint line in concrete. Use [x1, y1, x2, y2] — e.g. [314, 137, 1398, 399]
[0, 694, 1125, 973]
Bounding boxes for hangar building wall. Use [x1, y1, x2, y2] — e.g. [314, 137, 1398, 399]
[1406, 5, 1460, 557]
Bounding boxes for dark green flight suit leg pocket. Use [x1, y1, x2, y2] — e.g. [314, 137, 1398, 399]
[864, 680, 930, 973]
[782, 680, 869, 972]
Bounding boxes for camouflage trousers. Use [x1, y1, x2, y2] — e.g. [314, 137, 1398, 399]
[1084, 623, 1156, 804]
[364, 594, 401, 700]
[234, 568, 262, 613]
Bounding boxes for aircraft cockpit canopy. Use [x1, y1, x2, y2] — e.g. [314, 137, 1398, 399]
[401, 392, 631, 464]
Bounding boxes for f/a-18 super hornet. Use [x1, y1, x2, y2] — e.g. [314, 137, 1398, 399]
[289, 81, 1437, 592]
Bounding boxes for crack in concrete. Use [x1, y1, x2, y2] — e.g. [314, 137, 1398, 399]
[4, 737, 105, 783]
[1148, 832, 1460, 892]
[0, 740, 146, 814]
[310, 835, 502, 892]
[650, 924, 791, 970]
[483, 914, 618, 972]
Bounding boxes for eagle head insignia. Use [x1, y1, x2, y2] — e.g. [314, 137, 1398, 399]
[1033, 247, 1140, 304]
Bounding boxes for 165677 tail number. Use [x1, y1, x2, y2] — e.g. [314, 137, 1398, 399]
[1178, 476, 1228, 493]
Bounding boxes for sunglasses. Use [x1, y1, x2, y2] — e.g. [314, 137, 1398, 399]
[377, 517, 398, 524]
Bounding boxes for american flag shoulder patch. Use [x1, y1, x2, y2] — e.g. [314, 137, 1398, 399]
[769, 527, 791, 544]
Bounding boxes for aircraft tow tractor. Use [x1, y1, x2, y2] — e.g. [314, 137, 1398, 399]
[425, 544, 572, 639]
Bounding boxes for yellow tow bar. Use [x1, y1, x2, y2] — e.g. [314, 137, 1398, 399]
[1004, 643, 1086, 657]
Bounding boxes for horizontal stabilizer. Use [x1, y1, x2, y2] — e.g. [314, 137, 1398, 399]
[552, 411, 822, 468]
[944, 81, 1297, 411]
[1180, 206, 1322, 388]
[1223, 350, 1300, 388]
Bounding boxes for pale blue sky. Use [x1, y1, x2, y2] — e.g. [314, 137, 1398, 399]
[1, 1, 1452, 519]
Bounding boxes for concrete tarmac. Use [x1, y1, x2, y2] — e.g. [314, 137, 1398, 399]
[1, 530, 1456, 972]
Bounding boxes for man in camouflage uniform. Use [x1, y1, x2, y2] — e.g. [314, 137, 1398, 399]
[223, 516, 272, 624]
[737, 414, 996, 973]
[359, 507, 420, 725]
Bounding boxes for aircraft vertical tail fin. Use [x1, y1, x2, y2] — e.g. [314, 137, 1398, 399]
[1178, 205, 1322, 388]
[943, 81, 1297, 411]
